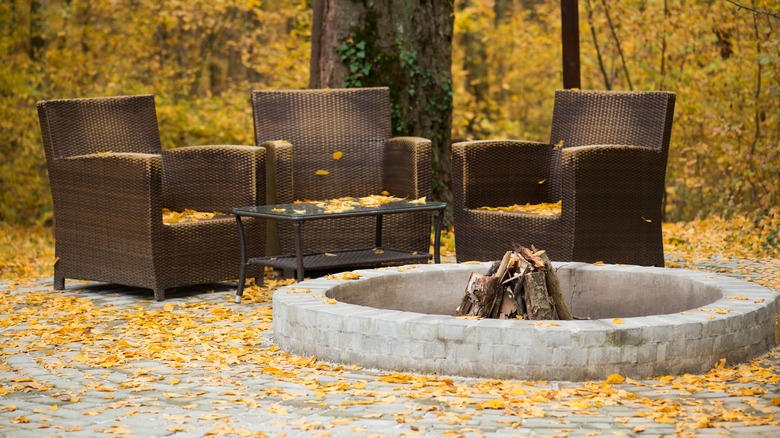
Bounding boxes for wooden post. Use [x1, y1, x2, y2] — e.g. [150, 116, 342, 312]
[561, 0, 581, 89]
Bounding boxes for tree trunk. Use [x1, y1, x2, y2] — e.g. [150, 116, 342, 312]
[29, 0, 46, 61]
[310, 0, 455, 223]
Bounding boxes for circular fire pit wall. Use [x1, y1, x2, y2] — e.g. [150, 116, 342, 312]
[272, 262, 779, 380]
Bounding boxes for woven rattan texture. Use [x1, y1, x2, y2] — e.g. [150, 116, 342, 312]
[251, 88, 432, 255]
[38, 94, 266, 300]
[453, 90, 675, 266]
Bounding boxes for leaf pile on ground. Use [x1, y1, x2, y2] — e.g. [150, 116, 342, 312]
[663, 207, 780, 292]
[0, 223, 55, 282]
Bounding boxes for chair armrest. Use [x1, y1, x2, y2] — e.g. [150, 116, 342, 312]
[50, 153, 163, 237]
[452, 140, 552, 210]
[260, 140, 293, 205]
[382, 136, 432, 198]
[162, 145, 266, 212]
[561, 144, 666, 224]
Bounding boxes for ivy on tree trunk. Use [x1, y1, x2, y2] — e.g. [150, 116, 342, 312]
[310, 0, 455, 223]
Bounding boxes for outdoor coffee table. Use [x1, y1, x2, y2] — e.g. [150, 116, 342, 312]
[232, 199, 447, 302]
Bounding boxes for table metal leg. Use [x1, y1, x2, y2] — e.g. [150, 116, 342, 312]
[235, 216, 247, 303]
[433, 210, 444, 264]
[293, 221, 305, 282]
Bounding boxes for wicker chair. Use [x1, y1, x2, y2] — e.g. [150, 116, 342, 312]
[452, 89, 676, 266]
[37, 94, 266, 300]
[251, 87, 432, 257]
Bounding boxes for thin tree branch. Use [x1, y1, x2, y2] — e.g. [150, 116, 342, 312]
[725, 0, 780, 19]
[585, 0, 611, 90]
[600, 0, 633, 90]
[659, 0, 668, 90]
[750, 7, 767, 204]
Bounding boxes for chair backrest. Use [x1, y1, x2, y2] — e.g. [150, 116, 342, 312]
[251, 87, 392, 201]
[548, 89, 676, 199]
[37, 94, 162, 164]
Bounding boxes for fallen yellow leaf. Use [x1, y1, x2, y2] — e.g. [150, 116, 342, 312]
[325, 272, 361, 280]
[480, 399, 507, 409]
[333, 151, 343, 160]
[315, 169, 329, 175]
[606, 373, 625, 384]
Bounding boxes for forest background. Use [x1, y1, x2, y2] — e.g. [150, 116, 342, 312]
[1, 0, 778, 237]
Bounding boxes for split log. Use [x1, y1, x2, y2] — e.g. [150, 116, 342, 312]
[536, 250, 573, 320]
[514, 244, 544, 270]
[498, 291, 518, 319]
[456, 273, 500, 317]
[488, 251, 513, 318]
[523, 271, 555, 320]
[512, 277, 527, 319]
[494, 251, 513, 281]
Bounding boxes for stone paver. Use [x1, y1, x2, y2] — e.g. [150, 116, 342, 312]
[1, 259, 780, 437]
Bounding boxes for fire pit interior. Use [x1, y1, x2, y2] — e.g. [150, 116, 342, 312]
[272, 262, 779, 381]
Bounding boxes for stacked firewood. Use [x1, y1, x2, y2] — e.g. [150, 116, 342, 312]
[456, 245, 573, 320]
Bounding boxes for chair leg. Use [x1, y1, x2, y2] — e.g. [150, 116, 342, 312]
[250, 264, 265, 287]
[153, 288, 165, 301]
[53, 272, 65, 290]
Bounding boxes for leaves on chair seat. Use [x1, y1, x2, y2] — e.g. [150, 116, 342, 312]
[478, 201, 562, 216]
[162, 208, 224, 224]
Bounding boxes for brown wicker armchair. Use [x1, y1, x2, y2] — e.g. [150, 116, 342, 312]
[251, 87, 432, 257]
[453, 89, 676, 266]
[37, 94, 266, 300]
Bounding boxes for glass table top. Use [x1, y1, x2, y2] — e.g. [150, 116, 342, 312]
[234, 198, 446, 219]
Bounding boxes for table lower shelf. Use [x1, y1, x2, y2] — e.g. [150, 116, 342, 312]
[248, 247, 432, 273]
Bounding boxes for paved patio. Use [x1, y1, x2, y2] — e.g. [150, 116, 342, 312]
[1, 258, 779, 437]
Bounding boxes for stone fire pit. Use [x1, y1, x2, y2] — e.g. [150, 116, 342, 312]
[272, 262, 779, 381]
